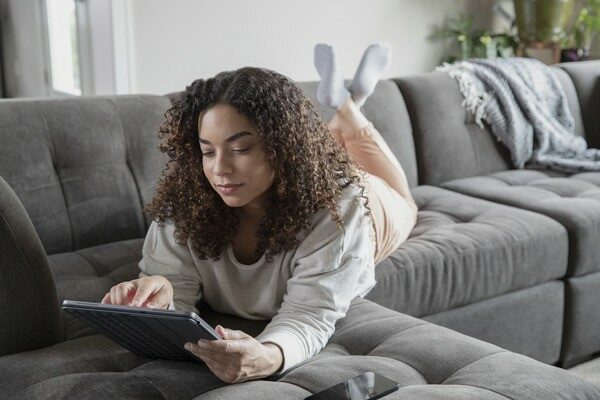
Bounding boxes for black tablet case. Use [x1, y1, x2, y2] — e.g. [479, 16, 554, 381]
[62, 300, 220, 362]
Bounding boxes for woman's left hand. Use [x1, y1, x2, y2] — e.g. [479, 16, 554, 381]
[184, 325, 283, 383]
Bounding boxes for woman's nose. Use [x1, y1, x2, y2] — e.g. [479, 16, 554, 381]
[212, 152, 234, 176]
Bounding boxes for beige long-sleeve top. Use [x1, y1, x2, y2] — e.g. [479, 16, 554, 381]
[138, 183, 376, 374]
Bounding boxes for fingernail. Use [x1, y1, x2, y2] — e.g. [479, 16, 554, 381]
[184, 343, 192, 350]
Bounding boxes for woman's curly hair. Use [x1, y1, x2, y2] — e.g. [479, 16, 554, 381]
[144, 66, 370, 262]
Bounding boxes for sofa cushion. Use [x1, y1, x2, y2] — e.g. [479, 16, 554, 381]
[394, 72, 512, 186]
[441, 170, 600, 277]
[2, 298, 598, 400]
[49, 238, 144, 340]
[424, 281, 564, 364]
[365, 186, 568, 317]
[393, 67, 586, 186]
[0, 95, 170, 255]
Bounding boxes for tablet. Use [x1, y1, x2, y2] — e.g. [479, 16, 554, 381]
[62, 300, 222, 362]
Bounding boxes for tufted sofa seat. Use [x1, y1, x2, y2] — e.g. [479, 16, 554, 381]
[366, 185, 567, 317]
[440, 169, 600, 367]
[441, 170, 600, 277]
[2, 298, 598, 400]
[364, 185, 569, 363]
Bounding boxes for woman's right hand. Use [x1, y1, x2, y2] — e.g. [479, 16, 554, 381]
[101, 275, 174, 309]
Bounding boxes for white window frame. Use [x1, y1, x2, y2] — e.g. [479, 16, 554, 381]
[39, 0, 94, 97]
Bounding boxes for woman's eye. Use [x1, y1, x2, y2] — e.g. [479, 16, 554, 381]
[201, 151, 215, 157]
[232, 148, 250, 154]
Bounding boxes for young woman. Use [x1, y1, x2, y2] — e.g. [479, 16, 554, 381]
[101, 43, 417, 383]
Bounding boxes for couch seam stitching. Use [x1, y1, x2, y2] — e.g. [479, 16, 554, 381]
[368, 322, 428, 351]
[69, 251, 105, 278]
[107, 98, 147, 237]
[35, 101, 75, 252]
[136, 374, 168, 399]
[441, 350, 508, 383]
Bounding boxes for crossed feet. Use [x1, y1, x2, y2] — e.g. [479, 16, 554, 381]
[314, 42, 392, 141]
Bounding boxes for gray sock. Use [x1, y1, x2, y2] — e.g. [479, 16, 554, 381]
[348, 42, 392, 107]
[314, 43, 350, 110]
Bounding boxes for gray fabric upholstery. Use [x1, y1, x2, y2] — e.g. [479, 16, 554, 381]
[440, 169, 600, 365]
[441, 170, 600, 277]
[557, 60, 600, 148]
[0, 176, 62, 355]
[393, 67, 586, 186]
[562, 271, 600, 367]
[0, 95, 170, 255]
[108, 96, 172, 230]
[394, 72, 512, 185]
[365, 185, 568, 317]
[424, 280, 564, 364]
[2, 298, 598, 400]
[296, 80, 419, 188]
[49, 238, 145, 340]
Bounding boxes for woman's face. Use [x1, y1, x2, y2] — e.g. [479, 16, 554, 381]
[198, 103, 275, 210]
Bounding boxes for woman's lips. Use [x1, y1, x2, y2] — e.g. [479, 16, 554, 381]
[217, 183, 243, 195]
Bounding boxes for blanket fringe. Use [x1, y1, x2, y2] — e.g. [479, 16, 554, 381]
[436, 62, 491, 129]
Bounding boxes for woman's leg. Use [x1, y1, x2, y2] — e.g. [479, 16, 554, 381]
[314, 42, 417, 263]
[363, 172, 417, 264]
[328, 97, 417, 209]
[327, 97, 418, 263]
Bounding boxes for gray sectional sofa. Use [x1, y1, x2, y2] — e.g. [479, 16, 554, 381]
[392, 59, 600, 368]
[1, 59, 599, 399]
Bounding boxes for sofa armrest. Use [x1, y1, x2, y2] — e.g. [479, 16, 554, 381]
[0, 176, 63, 355]
[557, 60, 600, 148]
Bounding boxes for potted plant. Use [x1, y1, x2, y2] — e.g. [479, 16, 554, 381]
[561, 0, 600, 61]
[435, 15, 518, 63]
[514, 0, 575, 43]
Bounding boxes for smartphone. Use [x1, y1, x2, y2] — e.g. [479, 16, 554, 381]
[304, 371, 399, 400]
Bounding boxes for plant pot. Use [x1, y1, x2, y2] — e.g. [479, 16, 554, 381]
[514, 0, 574, 42]
[560, 47, 591, 62]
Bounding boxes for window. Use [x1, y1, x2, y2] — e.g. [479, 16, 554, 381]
[43, 0, 92, 96]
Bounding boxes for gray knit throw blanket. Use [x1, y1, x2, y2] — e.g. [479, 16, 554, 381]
[437, 57, 600, 172]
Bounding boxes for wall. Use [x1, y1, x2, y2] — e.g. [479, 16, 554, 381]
[13, 0, 582, 97]
[1, 0, 47, 98]
[124, 0, 498, 95]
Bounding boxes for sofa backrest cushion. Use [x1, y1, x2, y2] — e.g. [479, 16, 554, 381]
[0, 95, 170, 255]
[394, 66, 586, 186]
[557, 60, 600, 149]
[296, 80, 418, 188]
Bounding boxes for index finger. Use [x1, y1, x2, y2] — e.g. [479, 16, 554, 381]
[130, 284, 154, 307]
